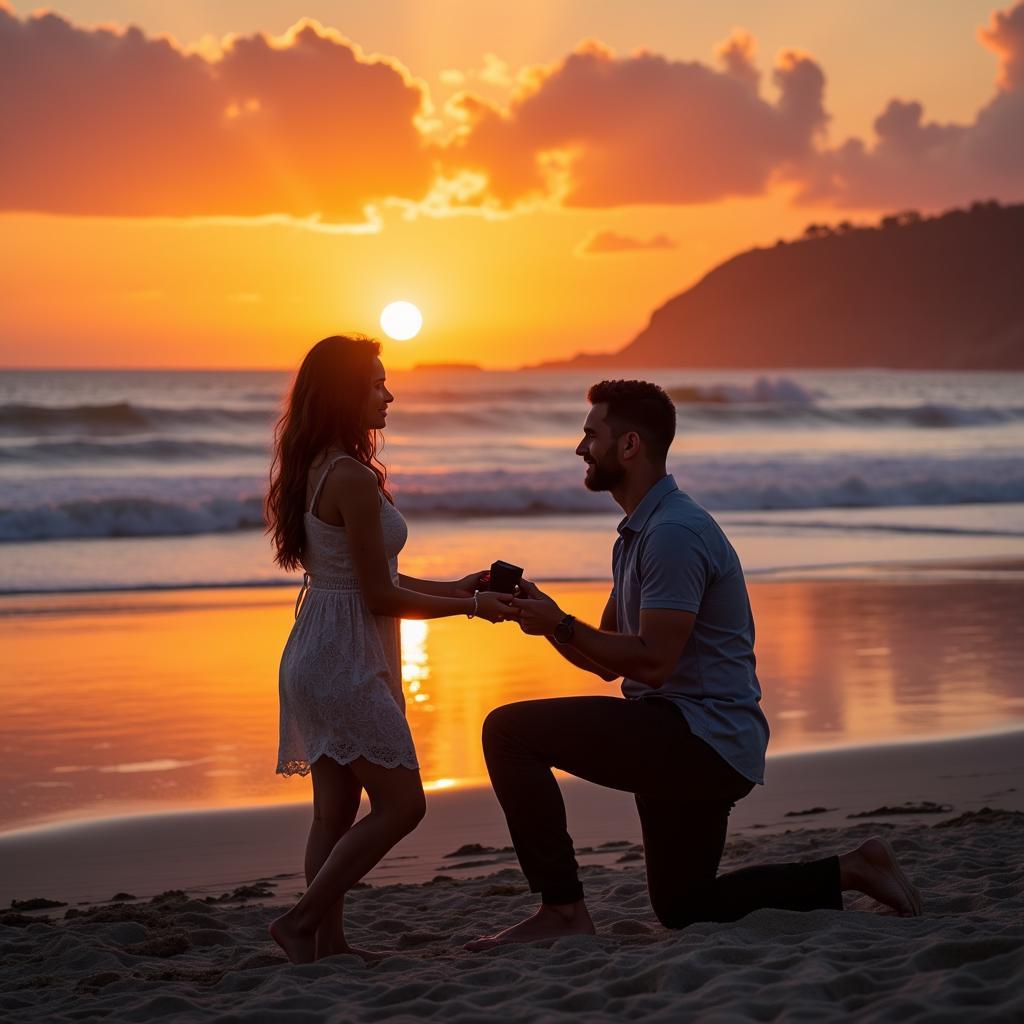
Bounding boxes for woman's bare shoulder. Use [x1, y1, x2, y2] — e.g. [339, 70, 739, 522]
[319, 455, 377, 499]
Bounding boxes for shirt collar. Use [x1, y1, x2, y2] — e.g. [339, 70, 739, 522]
[617, 474, 679, 536]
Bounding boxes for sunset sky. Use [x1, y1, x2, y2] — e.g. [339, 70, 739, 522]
[2, 0, 1023, 369]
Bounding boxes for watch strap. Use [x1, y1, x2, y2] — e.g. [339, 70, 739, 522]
[554, 613, 576, 643]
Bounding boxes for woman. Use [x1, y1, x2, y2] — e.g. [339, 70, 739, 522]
[264, 335, 512, 964]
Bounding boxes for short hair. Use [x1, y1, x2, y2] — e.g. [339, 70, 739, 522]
[587, 379, 676, 461]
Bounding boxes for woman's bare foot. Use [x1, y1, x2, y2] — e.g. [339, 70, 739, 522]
[269, 913, 317, 964]
[316, 937, 390, 962]
[465, 901, 596, 951]
[839, 837, 922, 916]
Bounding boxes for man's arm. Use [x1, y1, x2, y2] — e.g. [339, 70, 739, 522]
[543, 590, 620, 682]
[559, 608, 695, 687]
[513, 585, 694, 688]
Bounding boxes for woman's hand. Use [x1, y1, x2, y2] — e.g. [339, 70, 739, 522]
[453, 570, 490, 597]
[474, 590, 517, 623]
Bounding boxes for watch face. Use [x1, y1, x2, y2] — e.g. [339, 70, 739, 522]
[555, 616, 574, 642]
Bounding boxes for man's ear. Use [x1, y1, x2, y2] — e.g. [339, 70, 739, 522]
[619, 430, 642, 461]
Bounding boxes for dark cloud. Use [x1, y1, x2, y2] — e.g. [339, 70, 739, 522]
[795, 1, 1024, 208]
[447, 39, 827, 207]
[580, 230, 676, 253]
[0, 10, 433, 219]
[3, 2, 1023, 220]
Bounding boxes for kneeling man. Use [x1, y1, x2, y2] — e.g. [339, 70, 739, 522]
[468, 379, 921, 949]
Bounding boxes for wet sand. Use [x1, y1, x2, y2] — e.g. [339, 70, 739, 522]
[2, 575, 1023, 833]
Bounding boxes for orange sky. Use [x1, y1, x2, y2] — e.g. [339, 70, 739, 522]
[1, 0, 1022, 369]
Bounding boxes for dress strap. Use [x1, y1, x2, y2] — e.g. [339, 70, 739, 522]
[309, 454, 354, 516]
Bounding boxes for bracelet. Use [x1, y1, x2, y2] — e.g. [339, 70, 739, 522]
[467, 589, 479, 619]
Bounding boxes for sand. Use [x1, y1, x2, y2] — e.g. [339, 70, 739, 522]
[2, 731, 1023, 1021]
[2, 813, 1022, 1022]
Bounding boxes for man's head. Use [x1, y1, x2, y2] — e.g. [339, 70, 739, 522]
[577, 380, 676, 491]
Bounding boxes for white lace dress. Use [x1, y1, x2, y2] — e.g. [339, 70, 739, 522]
[276, 455, 418, 776]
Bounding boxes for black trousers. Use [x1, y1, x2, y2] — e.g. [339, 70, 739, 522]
[482, 696, 842, 928]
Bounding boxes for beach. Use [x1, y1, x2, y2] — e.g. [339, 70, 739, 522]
[2, 578, 1024, 1020]
[2, 730, 1022, 1021]
[5, 0, 1024, 1011]
[2, 367, 1024, 1019]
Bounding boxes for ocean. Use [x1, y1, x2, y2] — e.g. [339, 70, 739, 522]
[2, 366, 1024, 832]
[1, 367, 1022, 594]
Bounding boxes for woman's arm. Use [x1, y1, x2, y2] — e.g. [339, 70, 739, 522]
[398, 575, 455, 597]
[333, 465, 507, 621]
[398, 572, 486, 598]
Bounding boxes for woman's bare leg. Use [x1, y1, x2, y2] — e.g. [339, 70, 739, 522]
[270, 758, 426, 964]
[305, 756, 373, 959]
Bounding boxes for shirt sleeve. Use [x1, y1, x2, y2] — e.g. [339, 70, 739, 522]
[638, 524, 709, 613]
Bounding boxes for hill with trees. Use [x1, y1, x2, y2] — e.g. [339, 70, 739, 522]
[549, 201, 1024, 369]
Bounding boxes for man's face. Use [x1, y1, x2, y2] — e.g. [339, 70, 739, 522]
[576, 403, 625, 492]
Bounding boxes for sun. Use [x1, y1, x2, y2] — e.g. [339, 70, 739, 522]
[380, 300, 423, 341]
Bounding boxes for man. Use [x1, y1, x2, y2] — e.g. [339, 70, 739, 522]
[467, 379, 921, 950]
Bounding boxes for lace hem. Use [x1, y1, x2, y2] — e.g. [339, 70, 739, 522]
[276, 747, 419, 777]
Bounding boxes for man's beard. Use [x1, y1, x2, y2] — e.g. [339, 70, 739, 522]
[584, 451, 626, 492]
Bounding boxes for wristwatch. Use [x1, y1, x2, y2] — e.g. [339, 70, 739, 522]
[553, 614, 576, 644]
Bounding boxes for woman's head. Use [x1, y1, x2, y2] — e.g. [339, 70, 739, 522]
[266, 335, 393, 570]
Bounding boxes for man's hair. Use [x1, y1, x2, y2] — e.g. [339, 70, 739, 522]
[587, 379, 676, 462]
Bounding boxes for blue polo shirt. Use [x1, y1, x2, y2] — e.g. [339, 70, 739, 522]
[612, 475, 769, 784]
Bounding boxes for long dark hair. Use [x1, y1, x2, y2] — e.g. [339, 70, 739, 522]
[266, 335, 392, 571]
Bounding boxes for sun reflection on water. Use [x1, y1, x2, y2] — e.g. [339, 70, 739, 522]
[401, 619, 432, 709]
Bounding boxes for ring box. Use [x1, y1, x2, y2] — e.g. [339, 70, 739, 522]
[489, 560, 524, 594]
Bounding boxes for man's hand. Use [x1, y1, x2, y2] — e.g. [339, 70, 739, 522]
[510, 579, 565, 636]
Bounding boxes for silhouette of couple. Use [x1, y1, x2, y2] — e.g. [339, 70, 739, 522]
[266, 336, 920, 964]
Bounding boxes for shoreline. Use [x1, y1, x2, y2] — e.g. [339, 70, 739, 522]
[2, 551, 1023, 602]
[4, 502, 1024, 596]
[4, 720, 1024, 842]
[3, 727, 1021, 907]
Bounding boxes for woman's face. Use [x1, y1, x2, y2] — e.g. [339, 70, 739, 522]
[363, 357, 394, 430]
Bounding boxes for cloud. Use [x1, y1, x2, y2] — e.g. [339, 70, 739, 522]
[3, 2, 1023, 221]
[0, 10, 433, 220]
[980, 0, 1024, 89]
[446, 38, 827, 208]
[479, 53, 514, 87]
[795, 1, 1024, 208]
[716, 29, 760, 92]
[444, 2, 1024, 214]
[579, 230, 676, 254]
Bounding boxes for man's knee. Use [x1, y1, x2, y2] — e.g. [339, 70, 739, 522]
[481, 702, 527, 752]
[651, 902, 697, 930]
[648, 887, 708, 930]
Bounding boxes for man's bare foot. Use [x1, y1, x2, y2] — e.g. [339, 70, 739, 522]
[839, 837, 923, 916]
[269, 913, 317, 964]
[464, 901, 596, 951]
